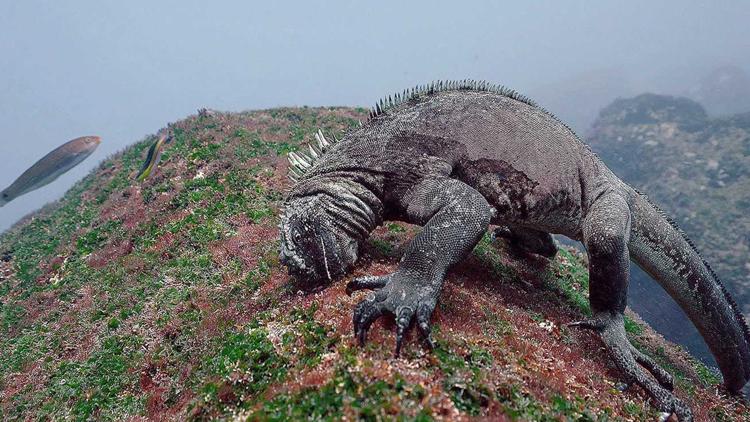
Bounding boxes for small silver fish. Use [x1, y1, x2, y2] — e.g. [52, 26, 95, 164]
[135, 134, 171, 182]
[0, 136, 101, 207]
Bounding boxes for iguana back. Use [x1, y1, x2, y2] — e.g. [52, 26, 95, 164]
[311, 87, 604, 238]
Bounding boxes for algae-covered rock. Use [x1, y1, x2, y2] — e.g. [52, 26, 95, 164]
[0, 108, 747, 421]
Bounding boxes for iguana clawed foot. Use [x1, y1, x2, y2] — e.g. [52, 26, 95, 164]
[569, 313, 691, 421]
[492, 225, 558, 258]
[347, 272, 438, 356]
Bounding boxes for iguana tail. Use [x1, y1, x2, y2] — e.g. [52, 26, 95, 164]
[628, 192, 750, 393]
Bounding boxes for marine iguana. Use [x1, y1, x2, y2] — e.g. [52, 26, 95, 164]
[278, 80, 750, 421]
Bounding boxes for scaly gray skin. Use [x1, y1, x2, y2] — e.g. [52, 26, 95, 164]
[279, 80, 750, 421]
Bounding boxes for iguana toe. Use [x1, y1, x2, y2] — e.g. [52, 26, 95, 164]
[615, 381, 632, 392]
[631, 345, 674, 391]
[395, 306, 415, 357]
[416, 301, 437, 350]
[656, 396, 692, 422]
[353, 295, 386, 346]
[346, 274, 389, 296]
[567, 317, 606, 331]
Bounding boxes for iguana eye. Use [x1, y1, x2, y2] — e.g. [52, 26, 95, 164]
[293, 230, 302, 241]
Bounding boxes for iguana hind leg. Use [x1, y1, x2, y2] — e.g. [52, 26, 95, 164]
[571, 193, 692, 421]
[347, 176, 492, 356]
[492, 225, 557, 258]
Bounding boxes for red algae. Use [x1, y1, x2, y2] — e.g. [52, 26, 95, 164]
[1, 107, 747, 421]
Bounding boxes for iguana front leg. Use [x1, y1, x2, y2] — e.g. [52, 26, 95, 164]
[570, 193, 692, 422]
[347, 176, 493, 355]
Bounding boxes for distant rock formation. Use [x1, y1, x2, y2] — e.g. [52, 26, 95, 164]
[587, 93, 750, 363]
[685, 65, 750, 116]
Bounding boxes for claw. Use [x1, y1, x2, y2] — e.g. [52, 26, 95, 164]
[353, 303, 362, 338]
[657, 412, 672, 422]
[353, 300, 384, 347]
[357, 327, 367, 346]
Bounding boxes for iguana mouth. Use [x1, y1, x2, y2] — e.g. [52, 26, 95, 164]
[281, 244, 334, 292]
[287, 266, 332, 293]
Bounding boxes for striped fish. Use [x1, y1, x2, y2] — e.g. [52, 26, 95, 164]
[135, 134, 171, 182]
[0, 136, 101, 207]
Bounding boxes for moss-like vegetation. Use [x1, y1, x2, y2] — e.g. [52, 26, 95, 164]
[44, 335, 144, 420]
[472, 233, 522, 284]
[434, 341, 494, 415]
[546, 247, 591, 315]
[0, 107, 744, 421]
[369, 238, 395, 257]
[255, 358, 431, 421]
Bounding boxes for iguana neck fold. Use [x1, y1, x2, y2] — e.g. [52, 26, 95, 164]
[288, 173, 384, 247]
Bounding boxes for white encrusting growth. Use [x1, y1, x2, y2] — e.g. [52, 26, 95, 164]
[320, 237, 332, 281]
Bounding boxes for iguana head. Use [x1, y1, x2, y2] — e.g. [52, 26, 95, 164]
[279, 195, 360, 291]
[278, 129, 381, 291]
